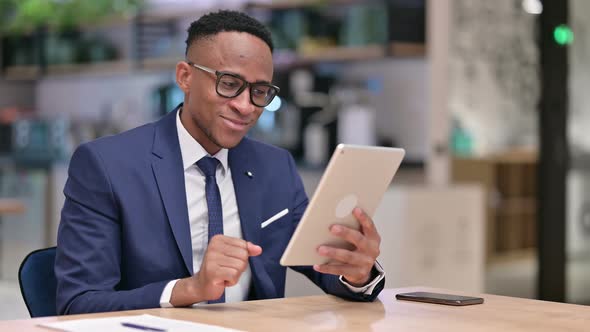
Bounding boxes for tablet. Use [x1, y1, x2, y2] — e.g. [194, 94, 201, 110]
[280, 144, 405, 266]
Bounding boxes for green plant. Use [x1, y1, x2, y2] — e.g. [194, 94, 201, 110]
[0, 0, 144, 34]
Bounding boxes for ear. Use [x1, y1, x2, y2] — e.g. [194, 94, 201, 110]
[176, 61, 192, 93]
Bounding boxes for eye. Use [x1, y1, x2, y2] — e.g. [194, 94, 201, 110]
[252, 88, 267, 97]
[218, 75, 243, 90]
[252, 86, 271, 97]
[221, 80, 240, 89]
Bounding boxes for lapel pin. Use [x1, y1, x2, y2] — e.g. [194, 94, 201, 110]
[245, 171, 253, 178]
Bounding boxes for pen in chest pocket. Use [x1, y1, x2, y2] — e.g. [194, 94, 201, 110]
[261, 208, 289, 228]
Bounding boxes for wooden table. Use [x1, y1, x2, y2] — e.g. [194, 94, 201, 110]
[1, 287, 589, 331]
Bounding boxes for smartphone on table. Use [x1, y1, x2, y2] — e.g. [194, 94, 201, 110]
[395, 291, 484, 306]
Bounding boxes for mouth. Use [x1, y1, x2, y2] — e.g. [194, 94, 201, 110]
[220, 115, 250, 131]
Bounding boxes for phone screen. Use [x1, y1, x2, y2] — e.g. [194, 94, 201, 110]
[395, 291, 484, 306]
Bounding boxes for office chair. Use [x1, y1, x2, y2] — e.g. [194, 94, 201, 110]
[18, 247, 57, 317]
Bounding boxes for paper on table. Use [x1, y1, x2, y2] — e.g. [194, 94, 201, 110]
[38, 314, 244, 332]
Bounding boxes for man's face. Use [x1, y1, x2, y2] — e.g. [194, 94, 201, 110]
[177, 31, 274, 155]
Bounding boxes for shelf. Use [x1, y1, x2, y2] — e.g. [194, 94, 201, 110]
[496, 197, 536, 216]
[46, 60, 133, 77]
[3, 60, 133, 80]
[139, 46, 389, 71]
[390, 42, 427, 57]
[3, 65, 41, 81]
[488, 248, 536, 264]
[245, 0, 381, 10]
[452, 149, 538, 262]
[83, 14, 133, 29]
[140, 56, 181, 71]
[484, 148, 538, 164]
[2, 58, 178, 80]
[1, 42, 425, 80]
[488, 248, 537, 264]
[274, 42, 425, 69]
[137, 5, 236, 24]
[299, 44, 386, 62]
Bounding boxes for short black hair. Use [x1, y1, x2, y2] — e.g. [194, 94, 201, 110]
[185, 10, 274, 55]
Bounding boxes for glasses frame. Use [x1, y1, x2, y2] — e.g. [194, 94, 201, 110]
[186, 61, 280, 107]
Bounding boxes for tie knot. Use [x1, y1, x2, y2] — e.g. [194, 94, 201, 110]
[196, 156, 220, 177]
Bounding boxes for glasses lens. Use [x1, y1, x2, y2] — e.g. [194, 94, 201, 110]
[251, 84, 278, 107]
[217, 74, 245, 97]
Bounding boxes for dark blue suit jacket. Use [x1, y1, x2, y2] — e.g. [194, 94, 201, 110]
[55, 106, 384, 314]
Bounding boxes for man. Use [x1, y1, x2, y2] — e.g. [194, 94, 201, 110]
[55, 10, 385, 314]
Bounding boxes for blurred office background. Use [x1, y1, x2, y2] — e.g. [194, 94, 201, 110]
[0, 0, 588, 319]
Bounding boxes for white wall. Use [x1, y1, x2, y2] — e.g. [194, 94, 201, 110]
[36, 72, 172, 124]
[343, 59, 429, 162]
[0, 80, 35, 109]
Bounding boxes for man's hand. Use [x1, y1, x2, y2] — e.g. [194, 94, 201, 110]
[313, 207, 381, 286]
[170, 235, 262, 306]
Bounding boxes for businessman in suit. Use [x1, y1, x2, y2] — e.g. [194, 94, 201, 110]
[55, 10, 385, 314]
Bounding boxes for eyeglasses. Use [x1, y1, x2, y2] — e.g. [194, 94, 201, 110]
[186, 61, 280, 107]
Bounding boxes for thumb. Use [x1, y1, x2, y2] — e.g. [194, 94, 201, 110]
[247, 242, 262, 256]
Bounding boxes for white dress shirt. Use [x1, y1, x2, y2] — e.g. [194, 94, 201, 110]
[160, 109, 385, 307]
[160, 110, 251, 306]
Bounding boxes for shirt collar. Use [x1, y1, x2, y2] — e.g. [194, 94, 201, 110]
[176, 108, 228, 173]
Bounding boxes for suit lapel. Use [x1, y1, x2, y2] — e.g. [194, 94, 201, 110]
[230, 140, 277, 299]
[229, 142, 260, 246]
[151, 107, 193, 274]
[150, 111, 277, 297]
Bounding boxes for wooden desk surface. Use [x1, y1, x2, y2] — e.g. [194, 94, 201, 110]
[2, 287, 589, 331]
[0, 198, 25, 215]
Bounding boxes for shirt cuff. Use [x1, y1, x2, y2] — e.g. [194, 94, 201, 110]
[159, 279, 179, 308]
[339, 261, 385, 295]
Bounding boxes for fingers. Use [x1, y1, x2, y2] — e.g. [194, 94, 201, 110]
[329, 208, 381, 255]
[210, 234, 247, 250]
[204, 266, 242, 288]
[214, 247, 259, 286]
[247, 242, 263, 256]
[214, 265, 244, 287]
[316, 245, 375, 285]
[202, 236, 263, 288]
[329, 224, 380, 257]
[209, 235, 262, 258]
[192, 236, 262, 303]
[314, 208, 382, 285]
[330, 225, 363, 249]
[353, 207, 380, 241]
[202, 250, 247, 289]
[317, 246, 373, 266]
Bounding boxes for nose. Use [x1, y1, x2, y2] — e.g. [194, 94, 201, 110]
[228, 87, 257, 116]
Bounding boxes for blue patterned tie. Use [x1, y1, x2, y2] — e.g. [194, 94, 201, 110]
[196, 156, 225, 303]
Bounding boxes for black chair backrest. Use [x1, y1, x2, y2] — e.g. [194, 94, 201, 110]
[18, 247, 57, 317]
